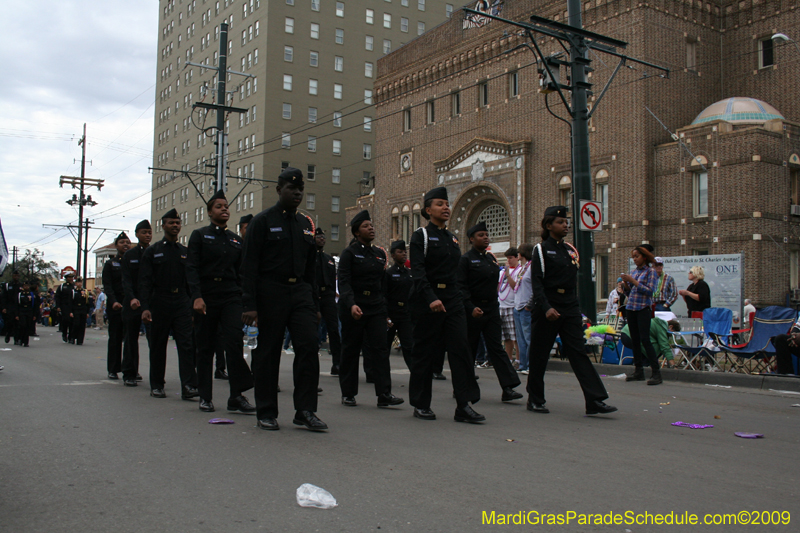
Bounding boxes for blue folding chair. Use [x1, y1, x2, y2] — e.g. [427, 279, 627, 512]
[669, 307, 732, 371]
[716, 306, 796, 374]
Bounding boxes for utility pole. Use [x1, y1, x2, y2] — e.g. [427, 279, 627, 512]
[11, 246, 19, 269]
[82, 218, 90, 280]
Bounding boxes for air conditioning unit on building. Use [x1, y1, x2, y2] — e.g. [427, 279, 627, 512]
[791, 205, 800, 216]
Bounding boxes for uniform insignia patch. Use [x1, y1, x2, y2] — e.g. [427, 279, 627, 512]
[154, 253, 164, 258]
[303, 229, 314, 237]
[269, 227, 283, 233]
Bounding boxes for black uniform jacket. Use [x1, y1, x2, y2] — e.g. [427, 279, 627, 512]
[102, 254, 125, 313]
[385, 263, 412, 313]
[458, 247, 501, 315]
[338, 241, 387, 316]
[409, 223, 463, 311]
[527, 236, 581, 317]
[138, 238, 191, 312]
[121, 244, 147, 306]
[240, 202, 318, 312]
[63, 287, 90, 315]
[315, 249, 337, 294]
[186, 223, 244, 301]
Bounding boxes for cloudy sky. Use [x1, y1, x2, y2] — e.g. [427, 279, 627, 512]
[0, 1, 158, 276]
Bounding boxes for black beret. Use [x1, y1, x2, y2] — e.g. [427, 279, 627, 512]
[467, 221, 488, 238]
[315, 227, 325, 235]
[135, 219, 151, 231]
[114, 232, 129, 244]
[390, 240, 406, 252]
[278, 167, 304, 185]
[423, 187, 448, 203]
[162, 208, 180, 220]
[239, 214, 253, 226]
[207, 189, 227, 207]
[350, 210, 371, 234]
[544, 206, 568, 218]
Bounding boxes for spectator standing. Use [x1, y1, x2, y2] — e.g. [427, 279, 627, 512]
[679, 266, 711, 318]
[497, 248, 520, 366]
[743, 299, 756, 324]
[513, 244, 533, 374]
[621, 246, 661, 385]
[94, 287, 107, 329]
[652, 257, 678, 312]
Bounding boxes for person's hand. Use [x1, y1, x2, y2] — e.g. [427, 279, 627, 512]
[15, 316, 19, 321]
[430, 300, 446, 313]
[351, 305, 363, 320]
[1, 309, 5, 314]
[472, 308, 483, 318]
[678, 289, 689, 297]
[112, 302, 122, 311]
[242, 311, 257, 326]
[142, 310, 152, 324]
[387, 317, 393, 326]
[545, 308, 561, 321]
[524, 306, 531, 312]
[193, 298, 206, 315]
[620, 273, 635, 284]
[789, 332, 800, 346]
[130, 299, 140, 310]
[317, 311, 322, 323]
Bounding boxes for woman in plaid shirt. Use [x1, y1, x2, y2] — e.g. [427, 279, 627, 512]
[621, 246, 662, 385]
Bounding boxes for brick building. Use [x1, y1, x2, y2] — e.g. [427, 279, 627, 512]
[367, 0, 800, 309]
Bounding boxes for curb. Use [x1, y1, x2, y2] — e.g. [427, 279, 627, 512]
[546, 359, 800, 393]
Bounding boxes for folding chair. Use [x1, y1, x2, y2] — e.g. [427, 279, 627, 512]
[716, 306, 796, 374]
[669, 308, 732, 371]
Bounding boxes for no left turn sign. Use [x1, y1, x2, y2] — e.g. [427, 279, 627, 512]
[578, 200, 603, 231]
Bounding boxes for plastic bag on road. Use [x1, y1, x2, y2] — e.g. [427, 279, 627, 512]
[296, 483, 337, 509]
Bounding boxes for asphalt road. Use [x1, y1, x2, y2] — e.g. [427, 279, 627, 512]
[1, 326, 798, 532]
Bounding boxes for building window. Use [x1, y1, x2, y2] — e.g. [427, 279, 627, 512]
[308, 136, 317, 152]
[400, 17, 408, 32]
[596, 182, 608, 224]
[307, 164, 316, 180]
[558, 176, 572, 213]
[595, 254, 609, 302]
[417, 21, 425, 35]
[403, 108, 411, 131]
[693, 171, 708, 217]
[509, 71, 519, 97]
[363, 116, 372, 131]
[282, 133, 291, 148]
[334, 83, 343, 99]
[285, 17, 294, 33]
[363, 144, 372, 159]
[308, 107, 317, 123]
[384, 13, 391, 28]
[366, 8, 374, 24]
[366, 35, 374, 51]
[284, 46, 293, 62]
[383, 39, 391, 54]
[418, 0, 425, 10]
[331, 224, 340, 241]
[310, 23, 319, 39]
[282, 102, 292, 119]
[451, 91, 461, 116]
[426, 101, 434, 124]
[335, 28, 344, 44]
[309, 51, 318, 67]
[791, 170, 800, 205]
[332, 167, 341, 184]
[311, 0, 320, 11]
[306, 193, 316, 210]
[309, 79, 319, 95]
[364, 89, 373, 104]
[333, 112, 342, 127]
[759, 37, 774, 69]
[365, 62, 373, 78]
[479, 81, 489, 107]
[446, 3, 453, 17]
[332, 139, 341, 155]
[336, 1, 344, 16]
[332, 196, 340, 212]
[335, 56, 344, 71]
[686, 37, 697, 71]
[283, 74, 293, 90]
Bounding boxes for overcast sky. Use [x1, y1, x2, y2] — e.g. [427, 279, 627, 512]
[0, 1, 158, 277]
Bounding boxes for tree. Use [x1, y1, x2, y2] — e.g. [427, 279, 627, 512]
[0, 249, 60, 290]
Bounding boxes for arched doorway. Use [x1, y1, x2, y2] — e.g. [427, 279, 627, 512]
[471, 202, 512, 259]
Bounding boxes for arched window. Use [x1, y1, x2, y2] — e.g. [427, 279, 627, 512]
[476, 204, 510, 240]
[558, 176, 572, 211]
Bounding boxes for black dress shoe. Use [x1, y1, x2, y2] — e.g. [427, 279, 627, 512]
[135, 374, 143, 381]
[4, 336, 9, 343]
[432, 372, 447, 380]
[377, 393, 405, 407]
[199, 399, 215, 412]
[501, 387, 523, 402]
[150, 388, 167, 398]
[317, 387, 323, 393]
[277, 385, 281, 393]
[292, 411, 328, 431]
[107, 372, 119, 380]
[626, 369, 645, 382]
[586, 401, 618, 415]
[413, 407, 436, 420]
[647, 373, 663, 386]
[454, 404, 486, 423]
[526, 399, 550, 413]
[214, 369, 229, 380]
[181, 386, 199, 400]
[257, 417, 280, 430]
[341, 396, 357, 406]
[227, 395, 256, 414]
[123, 379, 138, 387]
[330, 365, 339, 375]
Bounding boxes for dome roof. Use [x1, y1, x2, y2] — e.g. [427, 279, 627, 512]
[691, 97, 784, 125]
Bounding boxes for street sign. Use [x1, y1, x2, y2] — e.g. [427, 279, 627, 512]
[578, 200, 603, 231]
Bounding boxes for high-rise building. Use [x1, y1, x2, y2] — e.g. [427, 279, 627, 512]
[151, 0, 455, 247]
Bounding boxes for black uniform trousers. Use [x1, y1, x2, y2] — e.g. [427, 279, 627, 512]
[106, 311, 125, 374]
[467, 306, 521, 389]
[252, 281, 319, 420]
[194, 293, 254, 402]
[409, 301, 480, 409]
[2, 311, 13, 340]
[70, 314, 87, 344]
[148, 296, 197, 390]
[319, 290, 341, 367]
[15, 315, 32, 346]
[122, 309, 150, 380]
[339, 311, 391, 398]
[60, 311, 71, 341]
[526, 313, 608, 406]
[387, 309, 414, 369]
[214, 328, 226, 371]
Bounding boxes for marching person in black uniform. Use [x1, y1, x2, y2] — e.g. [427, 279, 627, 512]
[241, 167, 327, 432]
[13, 279, 36, 347]
[2, 270, 21, 344]
[526, 206, 617, 415]
[238, 213, 253, 239]
[139, 209, 199, 400]
[64, 277, 89, 345]
[458, 222, 523, 402]
[55, 272, 74, 342]
[337, 210, 404, 408]
[120, 220, 152, 386]
[385, 240, 414, 369]
[186, 190, 255, 414]
[314, 227, 342, 375]
[102, 232, 131, 380]
[408, 187, 483, 423]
